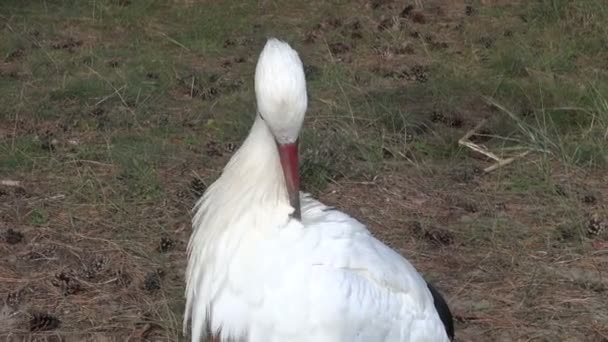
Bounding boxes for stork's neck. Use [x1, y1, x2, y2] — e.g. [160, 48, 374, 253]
[204, 116, 293, 231]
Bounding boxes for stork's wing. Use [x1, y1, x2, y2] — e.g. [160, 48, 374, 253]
[205, 195, 450, 342]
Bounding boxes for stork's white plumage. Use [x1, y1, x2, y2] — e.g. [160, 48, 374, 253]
[184, 38, 453, 342]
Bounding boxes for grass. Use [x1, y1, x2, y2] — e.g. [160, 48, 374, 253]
[1, 0, 607, 340]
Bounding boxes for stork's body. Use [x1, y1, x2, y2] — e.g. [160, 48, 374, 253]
[184, 39, 453, 342]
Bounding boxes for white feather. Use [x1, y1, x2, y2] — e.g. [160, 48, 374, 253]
[184, 38, 450, 342]
[255, 38, 307, 144]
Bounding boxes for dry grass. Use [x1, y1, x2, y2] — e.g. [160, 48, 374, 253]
[1, 0, 608, 341]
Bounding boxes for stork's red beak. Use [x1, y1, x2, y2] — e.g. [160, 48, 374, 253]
[277, 141, 301, 220]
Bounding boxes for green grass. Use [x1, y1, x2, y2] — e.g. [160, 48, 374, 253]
[5, 0, 606, 180]
[2, 0, 606, 189]
[453, 1, 608, 171]
[28, 208, 49, 226]
[0, 135, 56, 174]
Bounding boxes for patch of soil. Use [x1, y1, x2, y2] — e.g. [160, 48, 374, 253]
[378, 64, 429, 82]
[223, 39, 236, 48]
[0, 63, 22, 80]
[468, 128, 493, 144]
[29, 313, 61, 332]
[410, 64, 429, 82]
[449, 166, 481, 184]
[465, 5, 475, 16]
[430, 110, 464, 128]
[329, 42, 350, 55]
[305, 18, 353, 43]
[114, 0, 131, 7]
[582, 192, 598, 205]
[400, 4, 415, 17]
[345, 19, 363, 39]
[423, 228, 455, 246]
[39, 135, 57, 152]
[90, 106, 105, 117]
[143, 271, 162, 292]
[81, 255, 108, 280]
[369, 0, 396, 10]
[411, 11, 427, 24]
[5, 289, 24, 309]
[205, 141, 223, 157]
[222, 36, 254, 49]
[304, 64, 321, 81]
[326, 17, 343, 29]
[52, 271, 82, 296]
[3, 228, 24, 245]
[113, 269, 133, 288]
[51, 37, 83, 52]
[176, 72, 243, 100]
[5, 47, 26, 62]
[146, 71, 160, 79]
[411, 222, 456, 246]
[107, 58, 120, 68]
[477, 36, 494, 49]
[377, 17, 395, 31]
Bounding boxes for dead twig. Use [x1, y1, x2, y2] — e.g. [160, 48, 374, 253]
[483, 150, 532, 172]
[458, 119, 533, 173]
[1, 180, 22, 187]
[85, 66, 142, 129]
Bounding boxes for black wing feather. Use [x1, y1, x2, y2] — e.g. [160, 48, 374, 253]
[426, 281, 454, 341]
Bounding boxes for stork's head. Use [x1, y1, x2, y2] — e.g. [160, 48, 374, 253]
[255, 38, 307, 220]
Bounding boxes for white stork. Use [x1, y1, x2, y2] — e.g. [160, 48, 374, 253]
[184, 38, 454, 342]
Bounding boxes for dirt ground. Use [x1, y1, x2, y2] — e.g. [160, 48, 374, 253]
[1, 0, 608, 341]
